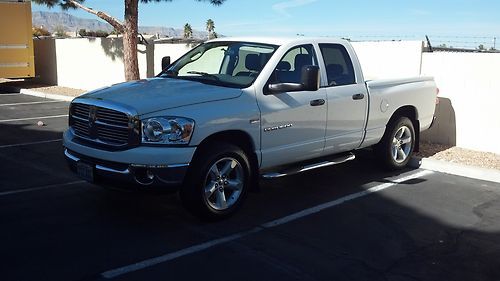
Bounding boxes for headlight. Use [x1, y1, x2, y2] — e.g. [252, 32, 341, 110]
[142, 117, 195, 145]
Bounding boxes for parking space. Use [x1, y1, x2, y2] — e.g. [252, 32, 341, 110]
[1, 92, 499, 281]
[0, 97, 67, 121]
[0, 93, 59, 105]
[0, 92, 73, 194]
[0, 93, 68, 146]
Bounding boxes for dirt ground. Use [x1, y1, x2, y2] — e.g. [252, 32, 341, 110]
[0, 78, 86, 96]
[415, 142, 500, 170]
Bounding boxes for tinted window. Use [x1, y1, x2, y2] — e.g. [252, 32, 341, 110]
[271, 44, 318, 84]
[319, 44, 355, 86]
[232, 45, 275, 77]
[164, 42, 278, 88]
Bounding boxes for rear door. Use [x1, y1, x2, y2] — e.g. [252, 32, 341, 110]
[257, 44, 327, 168]
[318, 43, 368, 155]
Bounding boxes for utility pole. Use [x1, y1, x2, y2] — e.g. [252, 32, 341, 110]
[494, 37, 497, 50]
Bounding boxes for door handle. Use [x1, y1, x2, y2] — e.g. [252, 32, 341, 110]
[352, 93, 365, 100]
[310, 99, 325, 106]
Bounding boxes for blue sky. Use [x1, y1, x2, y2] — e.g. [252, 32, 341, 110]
[33, 0, 500, 48]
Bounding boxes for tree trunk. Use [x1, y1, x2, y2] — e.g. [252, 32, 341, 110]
[67, 0, 124, 33]
[123, 0, 140, 81]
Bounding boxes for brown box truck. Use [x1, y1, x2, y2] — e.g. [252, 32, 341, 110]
[0, 0, 35, 79]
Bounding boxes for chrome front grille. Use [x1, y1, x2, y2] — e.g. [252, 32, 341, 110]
[69, 102, 140, 149]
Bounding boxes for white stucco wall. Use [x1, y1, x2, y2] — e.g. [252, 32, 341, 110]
[153, 43, 194, 74]
[33, 39, 57, 85]
[421, 52, 500, 154]
[351, 41, 423, 80]
[54, 38, 149, 90]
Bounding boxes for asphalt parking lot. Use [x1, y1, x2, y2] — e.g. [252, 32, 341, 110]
[1, 91, 500, 281]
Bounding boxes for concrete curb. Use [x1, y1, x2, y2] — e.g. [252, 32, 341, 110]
[409, 156, 500, 184]
[0, 85, 76, 102]
[20, 89, 75, 102]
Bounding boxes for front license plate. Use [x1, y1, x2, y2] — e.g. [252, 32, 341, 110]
[77, 161, 94, 182]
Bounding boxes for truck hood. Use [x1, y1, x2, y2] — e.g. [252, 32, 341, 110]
[77, 78, 243, 115]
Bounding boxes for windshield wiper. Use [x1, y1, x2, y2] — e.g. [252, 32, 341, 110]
[186, 71, 220, 81]
[158, 69, 178, 78]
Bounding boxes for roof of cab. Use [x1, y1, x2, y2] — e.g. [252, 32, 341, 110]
[208, 36, 349, 46]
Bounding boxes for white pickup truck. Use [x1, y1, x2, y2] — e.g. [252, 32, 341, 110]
[63, 37, 437, 219]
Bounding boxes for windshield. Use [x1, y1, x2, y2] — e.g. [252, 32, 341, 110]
[160, 41, 278, 88]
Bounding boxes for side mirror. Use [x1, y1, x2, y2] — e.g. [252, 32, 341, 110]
[161, 56, 171, 70]
[268, 65, 320, 94]
[300, 65, 320, 91]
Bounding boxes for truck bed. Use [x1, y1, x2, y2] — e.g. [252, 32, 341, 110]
[361, 76, 437, 148]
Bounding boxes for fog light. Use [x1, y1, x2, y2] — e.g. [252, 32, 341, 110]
[134, 168, 155, 186]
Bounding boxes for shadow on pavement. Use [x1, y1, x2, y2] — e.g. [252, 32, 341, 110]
[0, 122, 64, 145]
[0, 119, 498, 281]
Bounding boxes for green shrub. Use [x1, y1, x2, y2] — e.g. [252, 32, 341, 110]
[32, 26, 51, 37]
[78, 29, 110, 38]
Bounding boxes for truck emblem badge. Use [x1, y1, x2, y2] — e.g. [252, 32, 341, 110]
[88, 106, 97, 128]
[264, 123, 293, 132]
[88, 106, 98, 138]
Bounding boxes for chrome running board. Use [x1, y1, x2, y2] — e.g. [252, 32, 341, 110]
[261, 153, 355, 179]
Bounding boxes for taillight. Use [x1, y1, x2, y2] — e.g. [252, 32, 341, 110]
[435, 88, 440, 105]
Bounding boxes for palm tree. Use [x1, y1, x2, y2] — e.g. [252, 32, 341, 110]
[184, 23, 193, 39]
[206, 19, 215, 39]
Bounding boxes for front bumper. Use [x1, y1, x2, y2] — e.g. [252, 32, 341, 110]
[64, 148, 189, 189]
[63, 129, 195, 190]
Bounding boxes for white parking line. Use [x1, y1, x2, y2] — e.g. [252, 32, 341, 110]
[0, 180, 85, 197]
[0, 114, 68, 123]
[0, 139, 62, 149]
[0, 100, 65, 107]
[0, 93, 21, 96]
[101, 169, 434, 279]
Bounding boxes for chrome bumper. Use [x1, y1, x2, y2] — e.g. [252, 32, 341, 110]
[64, 148, 188, 189]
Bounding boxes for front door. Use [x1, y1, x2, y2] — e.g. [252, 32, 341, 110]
[257, 44, 327, 169]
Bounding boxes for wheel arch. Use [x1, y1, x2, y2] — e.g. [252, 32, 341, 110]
[193, 130, 260, 180]
[388, 105, 420, 151]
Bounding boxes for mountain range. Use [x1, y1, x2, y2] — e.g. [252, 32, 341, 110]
[32, 11, 209, 39]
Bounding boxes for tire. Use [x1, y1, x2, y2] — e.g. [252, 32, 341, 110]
[375, 116, 416, 170]
[180, 142, 251, 221]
